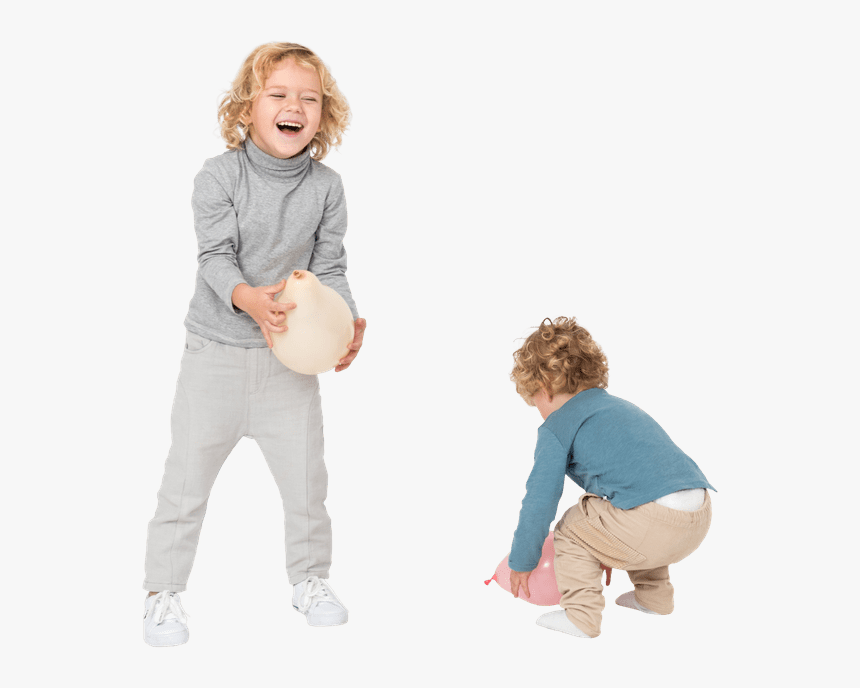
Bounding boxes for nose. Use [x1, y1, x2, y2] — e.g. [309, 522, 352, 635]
[282, 93, 302, 111]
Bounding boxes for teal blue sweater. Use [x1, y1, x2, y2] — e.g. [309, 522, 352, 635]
[508, 388, 715, 572]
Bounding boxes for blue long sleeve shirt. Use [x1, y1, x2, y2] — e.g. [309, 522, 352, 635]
[508, 388, 715, 572]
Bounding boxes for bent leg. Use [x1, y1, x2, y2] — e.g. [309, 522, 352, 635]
[621, 493, 713, 615]
[627, 566, 674, 614]
[553, 526, 605, 638]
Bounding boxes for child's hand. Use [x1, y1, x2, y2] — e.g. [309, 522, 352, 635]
[231, 280, 296, 348]
[510, 569, 533, 599]
[601, 564, 612, 585]
[335, 318, 366, 372]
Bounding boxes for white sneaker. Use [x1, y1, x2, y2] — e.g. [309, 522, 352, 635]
[615, 590, 660, 615]
[143, 591, 189, 647]
[292, 577, 348, 626]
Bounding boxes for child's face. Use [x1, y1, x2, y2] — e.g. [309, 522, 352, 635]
[247, 59, 323, 159]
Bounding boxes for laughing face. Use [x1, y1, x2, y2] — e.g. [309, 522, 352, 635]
[247, 58, 323, 159]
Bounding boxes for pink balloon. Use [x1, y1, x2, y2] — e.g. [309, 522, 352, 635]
[484, 533, 561, 606]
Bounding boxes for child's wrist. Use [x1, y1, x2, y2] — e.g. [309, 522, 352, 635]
[231, 283, 251, 311]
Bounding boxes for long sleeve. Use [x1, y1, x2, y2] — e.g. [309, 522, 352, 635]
[191, 166, 247, 313]
[184, 143, 358, 347]
[307, 175, 358, 319]
[508, 426, 568, 572]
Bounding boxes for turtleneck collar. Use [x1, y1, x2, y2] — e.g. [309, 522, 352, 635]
[242, 135, 312, 183]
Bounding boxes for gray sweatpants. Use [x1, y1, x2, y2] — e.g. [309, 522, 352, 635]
[143, 331, 331, 591]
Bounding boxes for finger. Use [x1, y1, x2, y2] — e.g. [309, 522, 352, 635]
[606, 568, 612, 585]
[511, 581, 519, 598]
[522, 580, 531, 598]
[265, 320, 288, 334]
[342, 321, 365, 351]
[263, 279, 287, 294]
[352, 320, 366, 343]
[273, 301, 297, 312]
[339, 349, 358, 365]
[272, 309, 292, 324]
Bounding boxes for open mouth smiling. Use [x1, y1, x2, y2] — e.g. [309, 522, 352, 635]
[276, 121, 304, 133]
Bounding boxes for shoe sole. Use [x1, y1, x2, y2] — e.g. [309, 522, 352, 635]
[144, 633, 189, 647]
[292, 604, 348, 627]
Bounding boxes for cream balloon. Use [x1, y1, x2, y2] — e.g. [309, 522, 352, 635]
[270, 270, 355, 375]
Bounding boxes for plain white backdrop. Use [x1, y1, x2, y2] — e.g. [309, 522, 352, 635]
[3, 0, 857, 684]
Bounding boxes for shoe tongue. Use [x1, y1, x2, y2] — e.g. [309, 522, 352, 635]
[154, 595, 181, 621]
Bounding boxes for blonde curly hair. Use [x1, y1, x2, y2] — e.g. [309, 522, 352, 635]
[218, 42, 350, 161]
[511, 317, 609, 405]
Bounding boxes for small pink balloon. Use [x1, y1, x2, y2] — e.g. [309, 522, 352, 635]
[484, 533, 561, 606]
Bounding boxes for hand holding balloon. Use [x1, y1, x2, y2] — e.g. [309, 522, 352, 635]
[335, 318, 367, 372]
[510, 569, 533, 599]
[485, 533, 561, 606]
[232, 280, 297, 348]
[270, 271, 355, 375]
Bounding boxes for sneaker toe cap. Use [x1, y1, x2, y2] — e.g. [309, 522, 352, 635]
[308, 602, 348, 626]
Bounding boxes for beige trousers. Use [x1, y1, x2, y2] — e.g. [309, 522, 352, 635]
[553, 491, 712, 637]
[144, 331, 331, 591]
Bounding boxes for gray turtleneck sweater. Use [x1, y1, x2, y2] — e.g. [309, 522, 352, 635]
[183, 137, 358, 347]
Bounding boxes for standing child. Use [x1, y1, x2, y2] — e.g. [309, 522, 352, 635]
[142, 43, 366, 647]
[507, 317, 714, 639]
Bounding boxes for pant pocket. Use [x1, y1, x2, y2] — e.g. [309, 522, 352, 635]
[559, 515, 647, 570]
[185, 331, 215, 354]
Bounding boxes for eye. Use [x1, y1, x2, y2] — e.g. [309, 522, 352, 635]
[270, 94, 285, 98]
[302, 97, 318, 103]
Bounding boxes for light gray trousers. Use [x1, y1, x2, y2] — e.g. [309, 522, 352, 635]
[144, 331, 331, 591]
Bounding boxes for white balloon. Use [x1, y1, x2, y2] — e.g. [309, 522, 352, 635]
[270, 270, 355, 375]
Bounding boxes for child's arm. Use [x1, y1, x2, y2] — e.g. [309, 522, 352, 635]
[307, 174, 364, 371]
[191, 165, 249, 316]
[508, 427, 568, 575]
[192, 163, 297, 347]
[307, 175, 356, 315]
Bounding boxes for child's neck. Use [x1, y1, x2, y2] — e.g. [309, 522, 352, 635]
[537, 388, 593, 420]
[541, 393, 575, 419]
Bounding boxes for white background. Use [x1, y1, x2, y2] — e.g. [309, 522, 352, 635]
[3, 0, 857, 684]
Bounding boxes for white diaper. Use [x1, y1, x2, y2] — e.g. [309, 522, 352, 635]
[654, 488, 706, 512]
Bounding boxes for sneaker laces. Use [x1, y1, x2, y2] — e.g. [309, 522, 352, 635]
[297, 576, 334, 613]
[149, 591, 188, 625]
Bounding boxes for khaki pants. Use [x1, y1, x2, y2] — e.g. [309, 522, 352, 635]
[553, 491, 712, 637]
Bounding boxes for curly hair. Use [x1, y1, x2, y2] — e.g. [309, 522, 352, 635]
[511, 317, 609, 405]
[217, 42, 350, 161]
